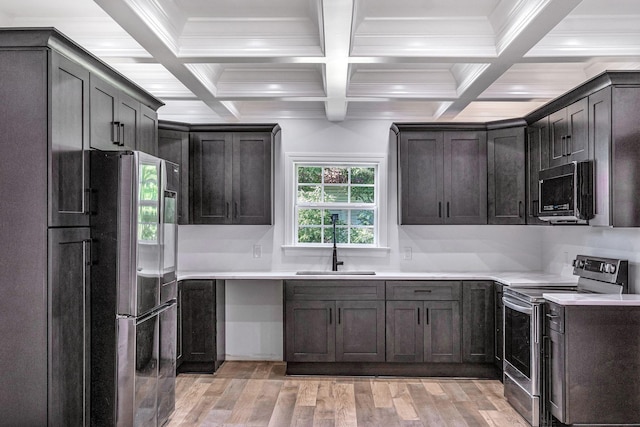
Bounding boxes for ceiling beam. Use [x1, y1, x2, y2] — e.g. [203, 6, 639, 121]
[94, 0, 240, 120]
[438, 0, 583, 119]
[322, 0, 354, 121]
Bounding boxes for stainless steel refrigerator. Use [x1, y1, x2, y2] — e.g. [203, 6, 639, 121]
[90, 150, 178, 426]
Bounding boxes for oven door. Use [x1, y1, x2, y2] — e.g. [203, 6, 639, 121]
[503, 295, 542, 426]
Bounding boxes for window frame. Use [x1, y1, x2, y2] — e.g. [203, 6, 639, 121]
[284, 152, 388, 250]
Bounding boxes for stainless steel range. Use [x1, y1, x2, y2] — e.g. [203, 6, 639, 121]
[502, 255, 628, 427]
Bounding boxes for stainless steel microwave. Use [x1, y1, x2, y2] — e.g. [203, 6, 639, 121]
[538, 161, 593, 224]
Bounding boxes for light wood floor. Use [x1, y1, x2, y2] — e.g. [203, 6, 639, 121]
[166, 361, 528, 427]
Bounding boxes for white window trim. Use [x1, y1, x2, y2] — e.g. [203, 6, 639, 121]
[283, 152, 389, 255]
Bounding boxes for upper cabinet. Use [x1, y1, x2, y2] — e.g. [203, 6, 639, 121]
[190, 125, 279, 225]
[487, 125, 526, 225]
[548, 98, 589, 167]
[397, 126, 487, 225]
[90, 75, 158, 155]
[525, 118, 550, 225]
[158, 123, 190, 224]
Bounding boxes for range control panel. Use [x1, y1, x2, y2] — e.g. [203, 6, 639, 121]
[572, 255, 628, 288]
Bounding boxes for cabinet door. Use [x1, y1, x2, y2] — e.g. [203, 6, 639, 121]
[232, 132, 272, 224]
[138, 104, 158, 155]
[176, 282, 182, 368]
[549, 108, 567, 167]
[158, 128, 190, 224]
[494, 283, 504, 368]
[181, 280, 216, 365]
[50, 52, 90, 227]
[487, 127, 525, 224]
[48, 227, 91, 427]
[398, 131, 444, 224]
[565, 98, 589, 162]
[443, 131, 487, 224]
[285, 300, 335, 362]
[462, 281, 494, 363]
[90, 75, 120, 151]
[546, 328, 565, 422]
[424, 300, 461, 363]
[336, 300, 385, 362]
[117, 91, 139, 151]
[190, 132, 232, 224]
[526, 118, 549, 225]
[386, 300, 423, 363]
[589, 87, 612, 227]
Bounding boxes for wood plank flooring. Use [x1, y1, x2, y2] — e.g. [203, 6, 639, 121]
[166, 361, 528, 427]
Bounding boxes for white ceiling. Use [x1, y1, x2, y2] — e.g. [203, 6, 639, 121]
[2, 0, 640, 123]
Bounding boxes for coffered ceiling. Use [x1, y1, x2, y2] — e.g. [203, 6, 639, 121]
[2, 0, 640, 123]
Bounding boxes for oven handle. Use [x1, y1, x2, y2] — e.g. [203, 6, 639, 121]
[503, 297, 533, 315]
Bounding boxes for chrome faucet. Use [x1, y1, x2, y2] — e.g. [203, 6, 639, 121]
[331, 214, 343, 272]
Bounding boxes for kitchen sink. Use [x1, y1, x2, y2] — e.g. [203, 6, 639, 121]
[296, 271, 376, 275]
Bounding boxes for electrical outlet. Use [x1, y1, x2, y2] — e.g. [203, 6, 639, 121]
[253, 244, 262, 258]
[403, 247, 412, 260]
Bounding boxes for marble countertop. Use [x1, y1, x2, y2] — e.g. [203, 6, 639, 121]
[177, 270, 578, 288]
[543, 293, 640, 306]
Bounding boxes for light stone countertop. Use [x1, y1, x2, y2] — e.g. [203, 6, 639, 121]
[543, 293, 640, 306]
[177, 270, 578, 288]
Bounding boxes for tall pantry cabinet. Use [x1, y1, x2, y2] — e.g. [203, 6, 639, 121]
[0, 29, 163, 425]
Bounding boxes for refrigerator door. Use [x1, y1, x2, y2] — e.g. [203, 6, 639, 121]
[160, 161, 178, 287]
[158, 301, 177, 425]
[116, 311, 160, 427]
[118, 152, 163, 317]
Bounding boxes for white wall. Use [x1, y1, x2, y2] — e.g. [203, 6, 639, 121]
[177, 118, 640, 360]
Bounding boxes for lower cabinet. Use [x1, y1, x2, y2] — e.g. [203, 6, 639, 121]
[386, 300, 461, 363]
[462, 281, 494, 363]
[178, 279, 225, 372]
[284, 281, 385, 363]
[494, 282, 504, 374]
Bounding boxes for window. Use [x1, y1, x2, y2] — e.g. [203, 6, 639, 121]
[294, 164, 378, 246]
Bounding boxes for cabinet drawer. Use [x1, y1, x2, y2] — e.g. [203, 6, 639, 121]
[285, 280, 384, 301]
[386, 281, 462, 300]
[545, 302, 565, 333]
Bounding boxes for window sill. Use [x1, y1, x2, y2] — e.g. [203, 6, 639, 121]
[281, 245, 391, 258]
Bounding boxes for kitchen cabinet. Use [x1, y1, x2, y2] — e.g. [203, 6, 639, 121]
[48, 227, 91, 426]
[494, 282, 504, 375]
[90, 75, 159, 155]
[190, 129, 276, 225]
[397, 127, 487, 225]
[176, 281, 183, 368]
[158, 123, 190, 224]
[284, 280, 386, 363]
[545, 302, 640, 425]
[386, 281, 462, 363]
[525, 118, 550, 225]
[548, 98, 589, 167]
[179, 280, 226, 373]
[0, 29, 163, 424]
[487, 126, 526, 224]
[462, 281, 494, 363]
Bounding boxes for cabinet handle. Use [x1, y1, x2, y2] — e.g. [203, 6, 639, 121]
[425, 308, 429, 325]
[329, 307, 332, 325]
[119, 123, 125, 147]
[438, 202, 442, 218]
[234, 202, 239, 219]
[518, 201, 523, 218]
[338, 308, 341, 324]
[446, 202, 450, 218]
[417, 307, 420, 325]
[414, 289, 432, 293]
[112, 122, 120, 144]
[561, 135, 566, 157]
[226, 202, 230, 219]
[565, 134, 572, 156]
[546, 313, 559, 319]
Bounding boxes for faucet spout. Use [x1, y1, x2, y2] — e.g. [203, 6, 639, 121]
[331, 213, 343, 271]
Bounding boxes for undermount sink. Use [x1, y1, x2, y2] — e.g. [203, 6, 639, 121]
[296, 271, 376, 275]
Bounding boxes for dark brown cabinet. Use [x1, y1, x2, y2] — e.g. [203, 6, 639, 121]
[397, 127, 487, 225]
[386, 281, 462, 363]
[50, 52, 90, 227]
[158, 124, 190, 224]
[548, 98, 589, 167]
[191, 130, 275, 225]
[48, 228, 91, 426]
[545, 302, 640, 425]
[487, 126, 526, 224]
[284, 281, 386, 363]
[494, 282, 504, 373]
[90, 75, 158, 154]
[525, 118, 550, 225]
[179, 280, 225, 372]
[462, 281, 494, 363]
